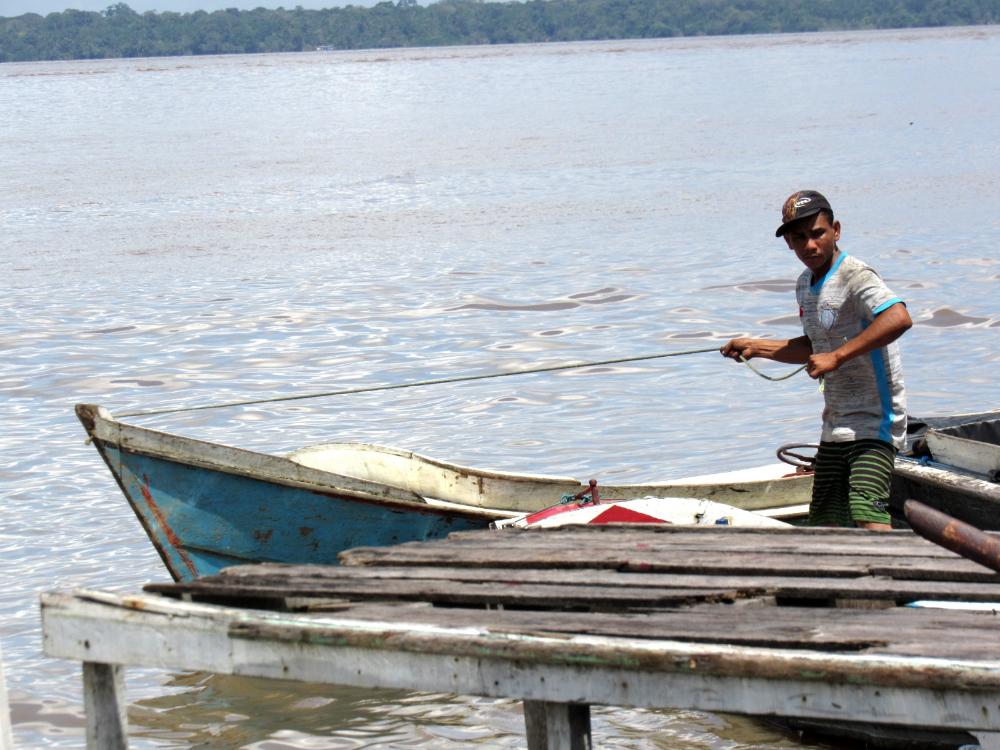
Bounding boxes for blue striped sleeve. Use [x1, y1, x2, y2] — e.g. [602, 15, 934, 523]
[873, 298, 904, 315]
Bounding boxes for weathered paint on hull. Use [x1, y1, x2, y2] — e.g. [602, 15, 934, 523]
[102, 445, 490, 582]
[890, 457, 1000, 531]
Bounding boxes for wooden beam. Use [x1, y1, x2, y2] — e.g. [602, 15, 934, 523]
[545, 703, 591, 750]
[82, 663, 127, 750]
[41, 591, 1000, 732]
[523, 700, 548, 749]
[523, 701, 592, 750]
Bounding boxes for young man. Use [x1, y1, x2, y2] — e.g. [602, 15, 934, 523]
[721, 191, 912, 530]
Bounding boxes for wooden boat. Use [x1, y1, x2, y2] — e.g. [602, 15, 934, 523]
[892, 409, 1000, 531]
[78, 400, 999, 583]
[76, 404, 812, 582]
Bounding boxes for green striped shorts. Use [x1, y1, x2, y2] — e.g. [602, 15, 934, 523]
[808, 439, 896, 527]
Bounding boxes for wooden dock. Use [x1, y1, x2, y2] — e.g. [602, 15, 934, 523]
[42, 525, 1000, 749]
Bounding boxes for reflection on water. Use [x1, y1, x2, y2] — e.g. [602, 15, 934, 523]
[121, 674, 804, 750]
[2, 24, 999, 750]
[6, 695, 86, 743]
[448, 287, 638, 312]
[916, 308, 992, 327]
[703, 280, 797, 294]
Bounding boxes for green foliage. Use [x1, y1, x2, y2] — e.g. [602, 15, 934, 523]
[1, 0, 998, 62]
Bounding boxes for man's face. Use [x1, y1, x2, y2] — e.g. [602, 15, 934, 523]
[783, 212, 841, 277]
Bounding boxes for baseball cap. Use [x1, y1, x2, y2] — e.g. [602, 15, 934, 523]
[775, 190, 833, 237]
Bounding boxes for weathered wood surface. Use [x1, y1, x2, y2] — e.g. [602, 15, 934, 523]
[153, 563, 1000, 603]
[140, 589, 1000, 657]
[140, 525, 1000, 662]
[148, 577, 757, 610]
[40, 525, 1000, 746]
[232, 561, 1000, 596]
[218, 598, 1000, 656]
[40, 588, 1000, 731]
[82, 662, 127, 750]
[335, 526, 1000, 582]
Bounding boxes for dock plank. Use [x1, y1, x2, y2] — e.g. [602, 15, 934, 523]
[337, 526, 1000, 572]
[273, 600, 1000, 657]
[146, 577, 759, 609]
[215, 563, 1000, 601]
[447, 526, 971, 557]
[44, 589, 1000, 691]
[338, 544, 998, 581]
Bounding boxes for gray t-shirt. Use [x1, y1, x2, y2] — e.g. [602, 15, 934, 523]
[796, 252, 907, 449]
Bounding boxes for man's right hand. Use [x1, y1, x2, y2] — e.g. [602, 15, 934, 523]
[720, 338, 757, 361]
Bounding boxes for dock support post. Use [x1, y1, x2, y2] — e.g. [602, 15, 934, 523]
[523, 700, 592, 750]
[0, 644, 13, 750]
[82, 663, 127, 750]
[973, 732, 1000, 750]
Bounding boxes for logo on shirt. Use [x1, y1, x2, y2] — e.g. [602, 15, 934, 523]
[819, 304, 837, 330]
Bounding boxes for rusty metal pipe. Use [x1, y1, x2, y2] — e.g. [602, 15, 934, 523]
[573, 479, 600, 505]
[904, 499, 1000, 573]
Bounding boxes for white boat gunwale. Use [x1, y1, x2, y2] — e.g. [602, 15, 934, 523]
[76, 404, 498, 519]
[894, 455, 1000, 504]
[288, 440, 813, 513]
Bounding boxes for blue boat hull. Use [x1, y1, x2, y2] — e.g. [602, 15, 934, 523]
[97, 442, 491, 582]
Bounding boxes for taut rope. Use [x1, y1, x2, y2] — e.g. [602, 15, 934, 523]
[115, 345, 805, 419]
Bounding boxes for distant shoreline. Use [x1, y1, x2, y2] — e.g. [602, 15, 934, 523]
[2, 0, 999, 63]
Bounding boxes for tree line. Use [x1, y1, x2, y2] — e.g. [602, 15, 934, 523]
[1, 0, 998, 63]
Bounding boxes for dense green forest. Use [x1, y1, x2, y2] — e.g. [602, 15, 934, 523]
[1, 0, 998, 62]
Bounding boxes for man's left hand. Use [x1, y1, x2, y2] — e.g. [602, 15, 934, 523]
[806, 352, 841, 379]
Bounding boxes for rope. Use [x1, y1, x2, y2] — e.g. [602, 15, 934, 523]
[738, 356, 808, 381]
[114, 345, 805, 419]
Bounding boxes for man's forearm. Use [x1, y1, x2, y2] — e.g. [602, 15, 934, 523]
[759, 335, 813, 364]
[721, 335, 812, 364]
[830, 303, 912, 368]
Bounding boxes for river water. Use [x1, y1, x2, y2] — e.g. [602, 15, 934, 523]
[2, 26, 999, 748]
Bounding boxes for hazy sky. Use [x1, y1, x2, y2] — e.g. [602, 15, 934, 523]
[0, 0, 355, 15]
